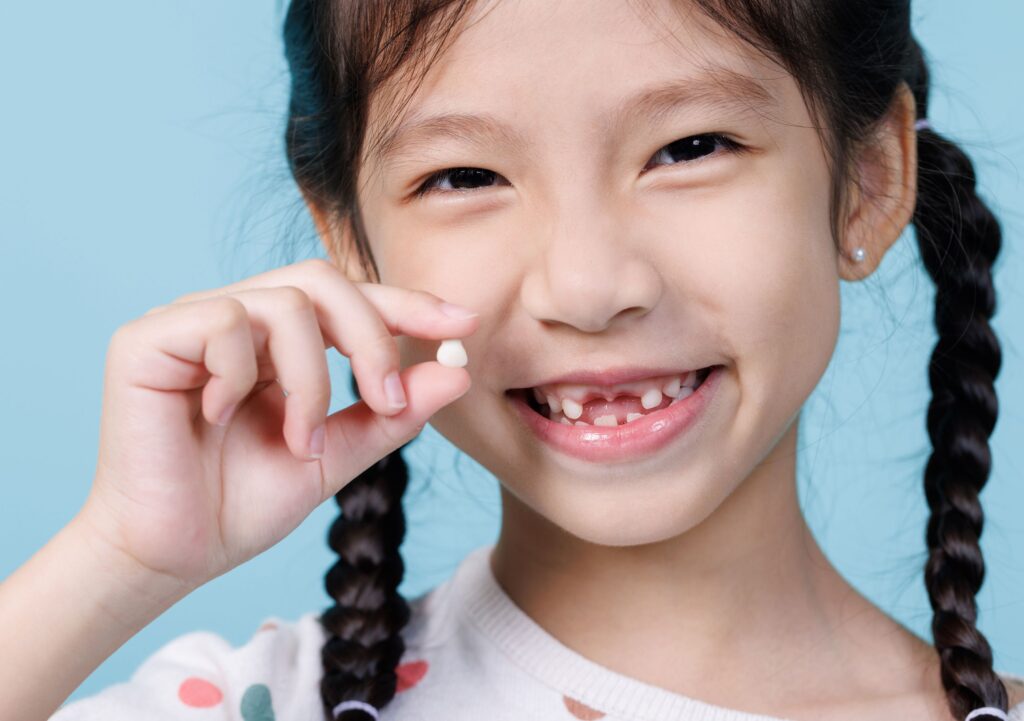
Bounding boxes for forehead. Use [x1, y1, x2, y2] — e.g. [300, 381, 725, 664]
[361, 0, 791, 174]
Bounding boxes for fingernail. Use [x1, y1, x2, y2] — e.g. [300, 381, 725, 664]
[439, 302, 478, 319]
[309, 424, 325, 458]
[384, 371, 407, 409]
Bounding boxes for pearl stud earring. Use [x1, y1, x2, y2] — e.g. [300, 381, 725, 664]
[851, 247, 866, 263]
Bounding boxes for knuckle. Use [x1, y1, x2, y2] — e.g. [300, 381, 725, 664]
[367, 331, 399, 364]
[275, 285, 314, 313]
[209, 296, 249, 333]
[302, 257, 336, 277]
[109, 322, 137, 351]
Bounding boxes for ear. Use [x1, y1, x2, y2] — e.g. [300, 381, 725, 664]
[303, 194, 372, 284]
[838, 82, 919, 282]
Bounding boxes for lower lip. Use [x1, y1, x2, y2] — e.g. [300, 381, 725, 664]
[507, 365, 724, 464]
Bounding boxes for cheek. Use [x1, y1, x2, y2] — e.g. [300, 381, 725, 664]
[657, 164, 840, 425]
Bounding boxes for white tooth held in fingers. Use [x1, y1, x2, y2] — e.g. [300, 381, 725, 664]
[626, 412, 644, 423]
[662, 376, 681, 398]
[561, 397, 583, 420]
[594, 414, 618, 427]
[641, 387, 664, 409]
[436, 339, 467, 367]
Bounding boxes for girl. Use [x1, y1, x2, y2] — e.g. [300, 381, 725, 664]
[3, 1, 1022, 720]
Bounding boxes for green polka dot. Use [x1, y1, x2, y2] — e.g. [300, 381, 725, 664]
[240, 683, 276, 721]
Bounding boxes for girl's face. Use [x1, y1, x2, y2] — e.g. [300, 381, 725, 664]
[338, 0, 908, 546]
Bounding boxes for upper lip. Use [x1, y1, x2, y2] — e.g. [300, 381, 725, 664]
[511, 364, 714, 391]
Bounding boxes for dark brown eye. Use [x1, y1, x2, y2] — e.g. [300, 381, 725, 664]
[415, 167, 508, 197]
[643, 133, 744, 171]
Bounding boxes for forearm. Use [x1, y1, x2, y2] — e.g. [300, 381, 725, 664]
[0, 514, 193, 721]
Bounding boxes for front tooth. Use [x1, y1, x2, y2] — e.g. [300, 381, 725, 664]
[561, 397, 583, 419]
[574, 420, 588, 426]
[641, 387, 664, 409]
[626, 412, 644, 423]
[532, 387, 546, 404]
[682, 370, 698, 388]
[559, 416, 572, 425]
[593, 414, 618, 427]
[662, 376, 681, 398]
[545, 394, 562, 414]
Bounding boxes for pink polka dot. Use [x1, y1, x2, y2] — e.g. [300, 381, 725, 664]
[563, 695, 605, 720]
[395, 660, 428, 692]
[178, 676, 224, 707]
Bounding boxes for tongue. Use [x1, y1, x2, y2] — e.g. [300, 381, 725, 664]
[577, 394, 672, 424]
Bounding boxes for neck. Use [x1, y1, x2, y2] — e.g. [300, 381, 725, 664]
[490, 419, 938, 716]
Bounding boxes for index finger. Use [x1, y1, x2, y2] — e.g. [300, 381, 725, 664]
[150, 258, 481, 346]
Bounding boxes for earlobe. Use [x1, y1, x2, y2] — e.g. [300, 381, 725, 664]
[838, 83, 919, 282]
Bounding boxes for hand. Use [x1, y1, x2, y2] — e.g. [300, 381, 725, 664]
[79, 258, 478, 590]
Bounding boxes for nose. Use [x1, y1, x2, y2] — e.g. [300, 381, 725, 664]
[520, 189, 663, 333]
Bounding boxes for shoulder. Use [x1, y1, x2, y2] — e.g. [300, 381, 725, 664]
[50, 571, 463, 720]
[50, 613, 332, 720]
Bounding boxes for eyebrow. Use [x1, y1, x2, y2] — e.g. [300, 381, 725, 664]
[371, 68, 780, 170]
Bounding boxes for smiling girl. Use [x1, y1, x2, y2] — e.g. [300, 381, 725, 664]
[4, 1, 1023, 720]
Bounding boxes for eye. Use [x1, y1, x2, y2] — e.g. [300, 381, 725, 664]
[642, 132, 746, 172]
[412, 132, 746, 198]
[413, 167, 509, 198]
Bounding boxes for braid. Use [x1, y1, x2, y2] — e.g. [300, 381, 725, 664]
[908, 38, 1008, 721]
[317, 367, 413, 720]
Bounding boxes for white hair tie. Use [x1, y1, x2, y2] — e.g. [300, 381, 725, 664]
[965, 707, 1008, 721]
[332, 700, 380, 719]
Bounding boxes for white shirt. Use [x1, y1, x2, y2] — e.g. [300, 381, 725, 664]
[52, 543, 1024, 721]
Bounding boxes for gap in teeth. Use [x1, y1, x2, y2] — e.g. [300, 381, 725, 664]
[532, 369, 710, 426]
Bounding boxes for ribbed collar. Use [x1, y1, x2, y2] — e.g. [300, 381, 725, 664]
[452, 543, 795, 721]
[450, 543, 1024, 721]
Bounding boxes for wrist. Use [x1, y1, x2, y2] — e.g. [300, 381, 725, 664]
[64, 512, 194, 630]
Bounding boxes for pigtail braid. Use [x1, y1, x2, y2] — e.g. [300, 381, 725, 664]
[907, 38, 1008, 721]
[317, 368, 412, 720]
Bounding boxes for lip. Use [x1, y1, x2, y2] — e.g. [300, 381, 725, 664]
[506, 364, 724, 464]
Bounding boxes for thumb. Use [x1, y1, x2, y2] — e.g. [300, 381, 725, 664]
[317, 361, 470, 501]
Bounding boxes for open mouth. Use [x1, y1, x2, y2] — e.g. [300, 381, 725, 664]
[506, 365, 717, 428]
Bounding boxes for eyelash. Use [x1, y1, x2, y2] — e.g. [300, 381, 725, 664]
[412, 132, 746, 198]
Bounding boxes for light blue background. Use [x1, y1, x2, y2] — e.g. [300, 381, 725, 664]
[2, 0, 1023, 706]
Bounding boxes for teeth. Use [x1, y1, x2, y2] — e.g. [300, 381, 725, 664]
[640, 387, 663, 409]
[561, 397, 582, 420]
[663, 376, 681, 398]
[526, 367, 712, 426]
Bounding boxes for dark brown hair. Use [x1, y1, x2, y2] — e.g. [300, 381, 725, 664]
[281, 1, 1007, 719]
